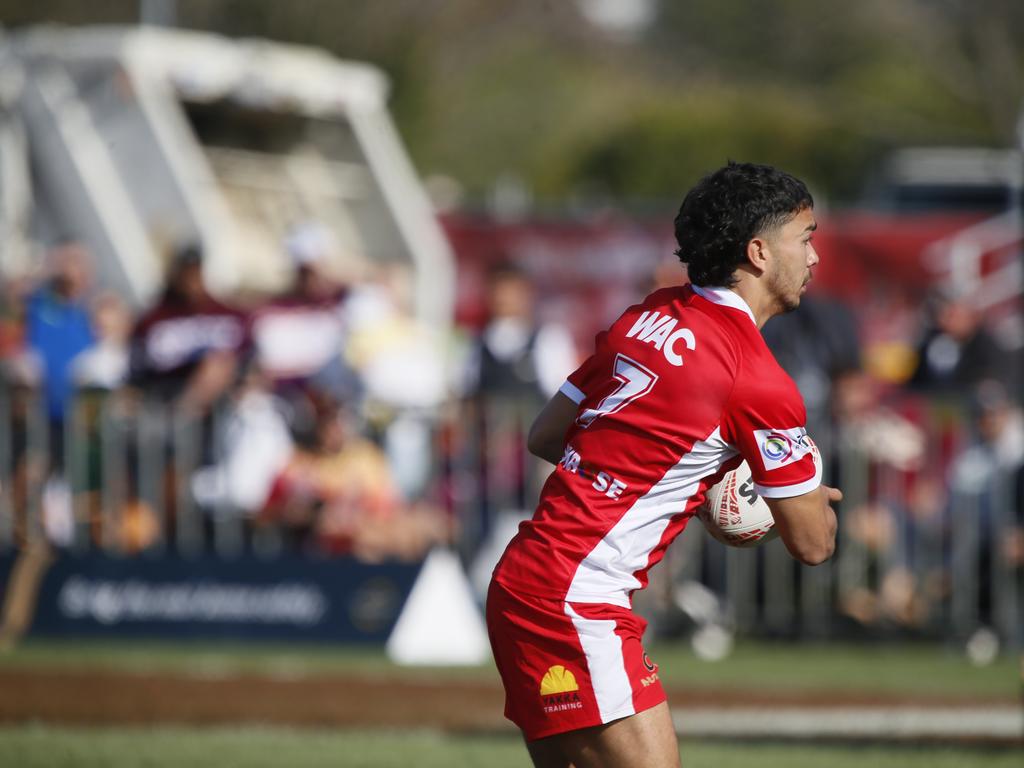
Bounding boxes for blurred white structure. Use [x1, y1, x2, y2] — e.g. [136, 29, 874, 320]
[875, 146, 1022, 214]
[0, 25, 454, 331]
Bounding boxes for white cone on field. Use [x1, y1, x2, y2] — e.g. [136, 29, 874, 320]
[386, 547, 490, 666]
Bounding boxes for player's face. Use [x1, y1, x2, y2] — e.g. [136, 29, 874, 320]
[765, 206, 818, 313]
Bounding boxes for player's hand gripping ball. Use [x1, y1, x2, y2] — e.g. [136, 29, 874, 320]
[697, 460, 779, 548]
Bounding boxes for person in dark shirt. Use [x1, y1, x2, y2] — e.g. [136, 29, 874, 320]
[130, 244, 249, 413]
[761, 292, 862, 462]
[907, 289, 1005, 396]
[127, 244, 251, 549]
[462, 263, 578, 542]
[465, 262, 577, 404]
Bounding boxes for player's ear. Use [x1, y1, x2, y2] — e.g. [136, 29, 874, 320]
[745, 236, 769, 275]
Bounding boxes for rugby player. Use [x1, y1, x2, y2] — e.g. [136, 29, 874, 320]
[486, 161, 842, 768]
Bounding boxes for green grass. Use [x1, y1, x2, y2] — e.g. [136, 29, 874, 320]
[0, 640, 446, 678]
[650, 642, 1020, 698]
[0, 726, 1018, 768]
[1, 638, 1017, 699]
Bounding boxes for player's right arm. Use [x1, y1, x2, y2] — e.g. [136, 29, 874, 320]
[527, 391, 578, 464]
[528, 331, 609, 464]
[765, 484, 841, 565]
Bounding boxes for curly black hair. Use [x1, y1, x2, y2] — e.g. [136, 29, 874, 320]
[674, 162, 813, 287]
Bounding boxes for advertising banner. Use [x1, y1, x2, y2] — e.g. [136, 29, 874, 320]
[0, 552, 423, 643]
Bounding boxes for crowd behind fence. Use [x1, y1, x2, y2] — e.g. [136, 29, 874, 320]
[3, 379, 1020, 653]
[1, 240, 1022, 654]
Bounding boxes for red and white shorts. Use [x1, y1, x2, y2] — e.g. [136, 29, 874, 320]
[486, 579, 666, 742]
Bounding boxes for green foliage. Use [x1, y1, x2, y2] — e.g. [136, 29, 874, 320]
[1, 0, 1021, 205]
[532, 85, 875, 203]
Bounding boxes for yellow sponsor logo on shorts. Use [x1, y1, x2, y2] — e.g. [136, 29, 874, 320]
[539, 665, 579, 696]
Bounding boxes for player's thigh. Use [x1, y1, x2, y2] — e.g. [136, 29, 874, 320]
[539, 700, 680, 768]
[526, 735, 573, 768]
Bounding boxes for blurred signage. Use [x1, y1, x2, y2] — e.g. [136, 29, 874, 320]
[4, 553, 422, 643]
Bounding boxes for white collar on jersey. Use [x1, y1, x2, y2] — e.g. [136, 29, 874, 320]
[691, 285, 757, 325]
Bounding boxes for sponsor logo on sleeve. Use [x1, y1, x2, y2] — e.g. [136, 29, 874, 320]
[753, 427, 815, 471]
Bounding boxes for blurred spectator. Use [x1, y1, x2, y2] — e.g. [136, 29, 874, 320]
[832, 370, 925, 473]
[462, 262, 578, 403]
[947, 380, 1024, 648]
[126, 244, 250, 548]
[346, 264, 448, 414]
[15, 242, 98, 548]
[0, 273, 38, 547]
[837, 376, 1024, 639]
[23, 240, 95, 466]
[71, 292, 132, 391]
[345, 264, 449, 500]
[250, 222, 361, 403]
[831, 369, 932, 630]
[130, 244, 249, 415]
[194, 223, 362, 537]
[0, 273, 29, 366]
[762, 293, 861, 461]
[951, 381, 1024, 493]
[907, 289, 1005, 395]
[54, 293, 135, 551]
[190, 364, 295, 521]
[458, 263, 578, 546]
[260, 394, 448, 561]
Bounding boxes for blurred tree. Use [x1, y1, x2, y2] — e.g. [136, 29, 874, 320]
[652, 0, 1023, 146]
[0, 0, 136, 26]
[532, 85, 872, 204]
[0, 0, 1020, 207]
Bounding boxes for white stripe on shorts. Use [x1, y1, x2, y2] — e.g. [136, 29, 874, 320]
[564, 603, 636, 724]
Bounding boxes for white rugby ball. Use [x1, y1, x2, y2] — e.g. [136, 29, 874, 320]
[697, 460, 779, 548]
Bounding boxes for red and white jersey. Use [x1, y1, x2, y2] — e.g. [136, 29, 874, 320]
[493, 284, 821, 607]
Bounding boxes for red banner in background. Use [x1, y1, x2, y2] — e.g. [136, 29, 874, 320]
[441, 212, 673, 343]
[442, 210, 993, 353]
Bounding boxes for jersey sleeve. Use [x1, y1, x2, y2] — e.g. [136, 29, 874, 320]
[558, 330, 609, 404]
[720, 376, 822, 499]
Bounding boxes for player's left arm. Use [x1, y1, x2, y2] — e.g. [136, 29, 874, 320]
[721, 369, 842, 565]
[527, 392, 578, 464]
[765, 484, 841, 565]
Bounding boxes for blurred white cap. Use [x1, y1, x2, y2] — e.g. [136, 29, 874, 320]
[285, 222, 336, 267]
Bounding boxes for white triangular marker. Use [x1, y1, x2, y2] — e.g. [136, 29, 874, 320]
[386, 547, 490, 666]
[468, 510, 529, 601]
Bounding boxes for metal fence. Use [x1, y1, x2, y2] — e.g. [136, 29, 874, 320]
[446, 394, 1023, 653]
[1, 384, 1021, 652]
[0, 386, 217, 556]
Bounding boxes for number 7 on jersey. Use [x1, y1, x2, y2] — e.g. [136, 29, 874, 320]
[576, 354, 659, 428]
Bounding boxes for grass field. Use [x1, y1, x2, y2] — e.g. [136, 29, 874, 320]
[2, 637, 1017, 698]
[1, 639, 1019, 767]
[1, 725, 1020, 768]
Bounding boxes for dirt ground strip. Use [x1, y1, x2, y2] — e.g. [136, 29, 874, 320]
[1, 667, 1019, 743]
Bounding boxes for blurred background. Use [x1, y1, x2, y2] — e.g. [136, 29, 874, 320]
[0, 2, 1021, 766]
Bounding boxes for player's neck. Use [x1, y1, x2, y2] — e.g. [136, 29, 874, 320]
[729, 278, 779, 329]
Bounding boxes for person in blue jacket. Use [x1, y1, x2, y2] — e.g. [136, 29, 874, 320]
[24, 239, 95, 469]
